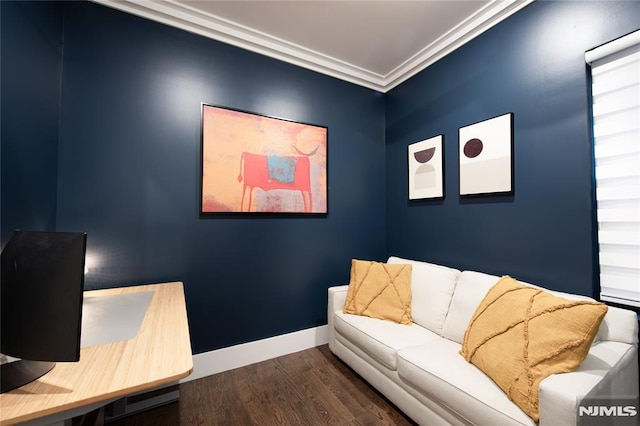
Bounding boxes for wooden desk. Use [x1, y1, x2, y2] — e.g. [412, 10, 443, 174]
[0, 282, 193, 425]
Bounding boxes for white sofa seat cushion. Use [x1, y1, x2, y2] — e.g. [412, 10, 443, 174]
[333, 311, 440, 371]
[396, 341, 536, 426]
[387, 256, 460, 335]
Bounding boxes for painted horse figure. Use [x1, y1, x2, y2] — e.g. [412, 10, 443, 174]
[237, 152, 312, 212]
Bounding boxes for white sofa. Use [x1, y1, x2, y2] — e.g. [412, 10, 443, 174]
[327, 256, 639, 425]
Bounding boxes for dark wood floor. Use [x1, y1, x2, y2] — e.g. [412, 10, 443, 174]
[107, 344, 416, 426]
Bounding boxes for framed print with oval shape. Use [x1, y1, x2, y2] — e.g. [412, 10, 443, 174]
[459, 113, 514, 196]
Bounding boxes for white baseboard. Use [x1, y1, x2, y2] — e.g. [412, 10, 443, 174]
[182, 324, 329, 382]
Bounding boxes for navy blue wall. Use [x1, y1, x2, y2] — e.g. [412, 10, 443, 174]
[3, 0, 640, 355]
[2, 1, 387, 354]
[386, 1, 640, 297]
[1, 1, 63, 239]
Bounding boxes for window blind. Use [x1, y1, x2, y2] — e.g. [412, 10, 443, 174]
[586, 30, 640, 308]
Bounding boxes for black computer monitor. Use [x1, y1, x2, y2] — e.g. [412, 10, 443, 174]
[1, 230, 87, 393]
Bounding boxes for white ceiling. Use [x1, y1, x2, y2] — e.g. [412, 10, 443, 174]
[92, 0, 534, 92]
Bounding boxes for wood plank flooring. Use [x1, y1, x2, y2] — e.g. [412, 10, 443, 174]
[107, 344, 416, 426]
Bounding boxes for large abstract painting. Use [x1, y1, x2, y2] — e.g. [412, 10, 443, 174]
[201, 104, 328, 214]
[408, 135, 444, 200]
[459, 112, 514, 196]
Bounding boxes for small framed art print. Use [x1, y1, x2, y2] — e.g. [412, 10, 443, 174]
[459, 112, 514, 196]
[408, 135, 444, 200]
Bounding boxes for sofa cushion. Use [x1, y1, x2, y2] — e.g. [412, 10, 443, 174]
[460, 276, 608, 422]
[387, 256, 460, 335]
[441, 270, 500, 343]
[333, 310, 440, 371]
[344, 259, 412, 324]
[519, 283, 639, 345]
[397, 342, 536, 426]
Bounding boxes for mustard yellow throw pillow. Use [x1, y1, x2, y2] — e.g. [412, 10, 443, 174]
[460, 276, 607, 422]
[343, 259, 412, 325]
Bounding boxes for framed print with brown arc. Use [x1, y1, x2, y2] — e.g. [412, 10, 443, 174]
[408, 135, 444, 200]
[200, 104, 328, 214]
[459, 113, 514, 196]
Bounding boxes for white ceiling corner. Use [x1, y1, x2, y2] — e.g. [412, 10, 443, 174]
[90, 0, 535, 92]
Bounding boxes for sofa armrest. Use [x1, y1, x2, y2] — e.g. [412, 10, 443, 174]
[596, 305, 639, 344]
[327, 285, 349, 353]
[328, 285, 349, 314]
[539, 341, 638, 426]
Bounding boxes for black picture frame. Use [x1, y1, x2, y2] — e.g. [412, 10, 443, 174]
[200, 104, 328, 214]
[408, 134, 445, 200]
[458, 112, 514, 196]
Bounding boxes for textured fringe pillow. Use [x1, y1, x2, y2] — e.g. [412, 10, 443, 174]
[460, 276, 607, 422]
[343, 259, 412, 325]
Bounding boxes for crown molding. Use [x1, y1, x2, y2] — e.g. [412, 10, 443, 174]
[384, 0, 535, 91]
[91, 0, 535, 93]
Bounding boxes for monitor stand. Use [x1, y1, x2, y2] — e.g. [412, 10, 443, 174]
[0, 357, 55, 393]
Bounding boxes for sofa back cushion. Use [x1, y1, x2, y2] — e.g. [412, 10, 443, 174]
[442, 270, 500, 343]
[387, 256, 460, 335]
[520, 281, 639, 345]
[441, 270, 640, 346]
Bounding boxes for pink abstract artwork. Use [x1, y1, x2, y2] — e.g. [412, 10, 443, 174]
[201, 105, 328, 214]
